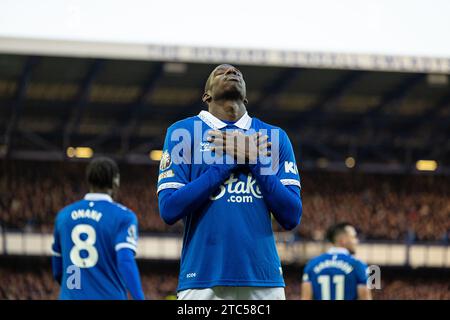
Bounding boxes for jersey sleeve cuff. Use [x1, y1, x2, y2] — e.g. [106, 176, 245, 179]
[51, 248, 61, 257]
[280, 179, 301, 189]
[115, 242, 137, 252]
[157, 182, 186, 194]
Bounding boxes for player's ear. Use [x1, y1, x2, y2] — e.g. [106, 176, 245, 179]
[113, 175, 120, 189]
[243, 97, 249, 105]
[202, 92, 212, 104]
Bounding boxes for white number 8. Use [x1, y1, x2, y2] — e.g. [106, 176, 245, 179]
[70, 224, 98, 268]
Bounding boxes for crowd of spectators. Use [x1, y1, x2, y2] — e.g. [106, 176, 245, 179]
[1, 265, 448, 300]
[1, 160, 449, 242]
[371, 278, 450, 300]
[292, 171, 450, 242]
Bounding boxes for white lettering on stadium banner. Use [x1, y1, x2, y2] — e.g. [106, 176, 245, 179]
[147, 45, 450, 74]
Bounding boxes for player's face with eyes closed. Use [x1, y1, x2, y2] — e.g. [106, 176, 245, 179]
[204, 64, 247, 102]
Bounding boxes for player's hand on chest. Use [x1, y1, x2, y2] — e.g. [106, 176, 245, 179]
[206, 130, 271, 164]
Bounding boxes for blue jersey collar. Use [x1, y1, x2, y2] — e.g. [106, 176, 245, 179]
[327, 247, 350, 255]
[198, 110, 252, 130]
[84, 193, 113, 202]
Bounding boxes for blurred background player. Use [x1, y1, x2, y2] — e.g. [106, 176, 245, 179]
[301, 222, 372, 300]
[157, 64, 303, 300]
[51, 157, 145, 300]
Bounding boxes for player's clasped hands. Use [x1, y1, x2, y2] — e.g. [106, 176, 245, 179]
[207, 130, 271, 164]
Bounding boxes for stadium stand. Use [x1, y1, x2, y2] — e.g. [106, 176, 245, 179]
[1, 258, 449, 300]
[1, 160, 449, 242]
[0, 54, 449, 300]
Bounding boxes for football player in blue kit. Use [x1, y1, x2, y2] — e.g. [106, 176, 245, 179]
[52, 157, 144, 300]
[301, 222, 372, 300]
[157, 64, 303, 300]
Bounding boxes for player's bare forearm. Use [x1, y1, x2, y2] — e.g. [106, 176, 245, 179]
[357, 285, 372, 300]
[158, 164, 235, 225]
[301, 282, 313, 300]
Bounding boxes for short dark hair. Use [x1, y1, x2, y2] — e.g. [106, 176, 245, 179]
[86, 157, 119, 190]
[325, 222, 353, 243]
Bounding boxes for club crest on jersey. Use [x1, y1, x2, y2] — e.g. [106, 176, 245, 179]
[200, 142, 211, 152]
[160, 150, 172, 171]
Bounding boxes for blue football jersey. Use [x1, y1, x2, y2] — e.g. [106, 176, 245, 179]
[302, 247, 368, 300]
[157, 111, 301, 291]
[52, 193, 139, 300]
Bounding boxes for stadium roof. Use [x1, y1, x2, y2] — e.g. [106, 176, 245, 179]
[0, 54, 449, 174]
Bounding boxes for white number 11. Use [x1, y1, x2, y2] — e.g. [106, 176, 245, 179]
[317, 275, 345, 300]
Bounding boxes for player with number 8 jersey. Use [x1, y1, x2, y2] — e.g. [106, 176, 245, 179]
[51, 157, 145, 300]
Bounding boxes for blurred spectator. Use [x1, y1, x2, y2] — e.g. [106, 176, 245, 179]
[0, 160, 449, 242]
[0, 266, 448, 300]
